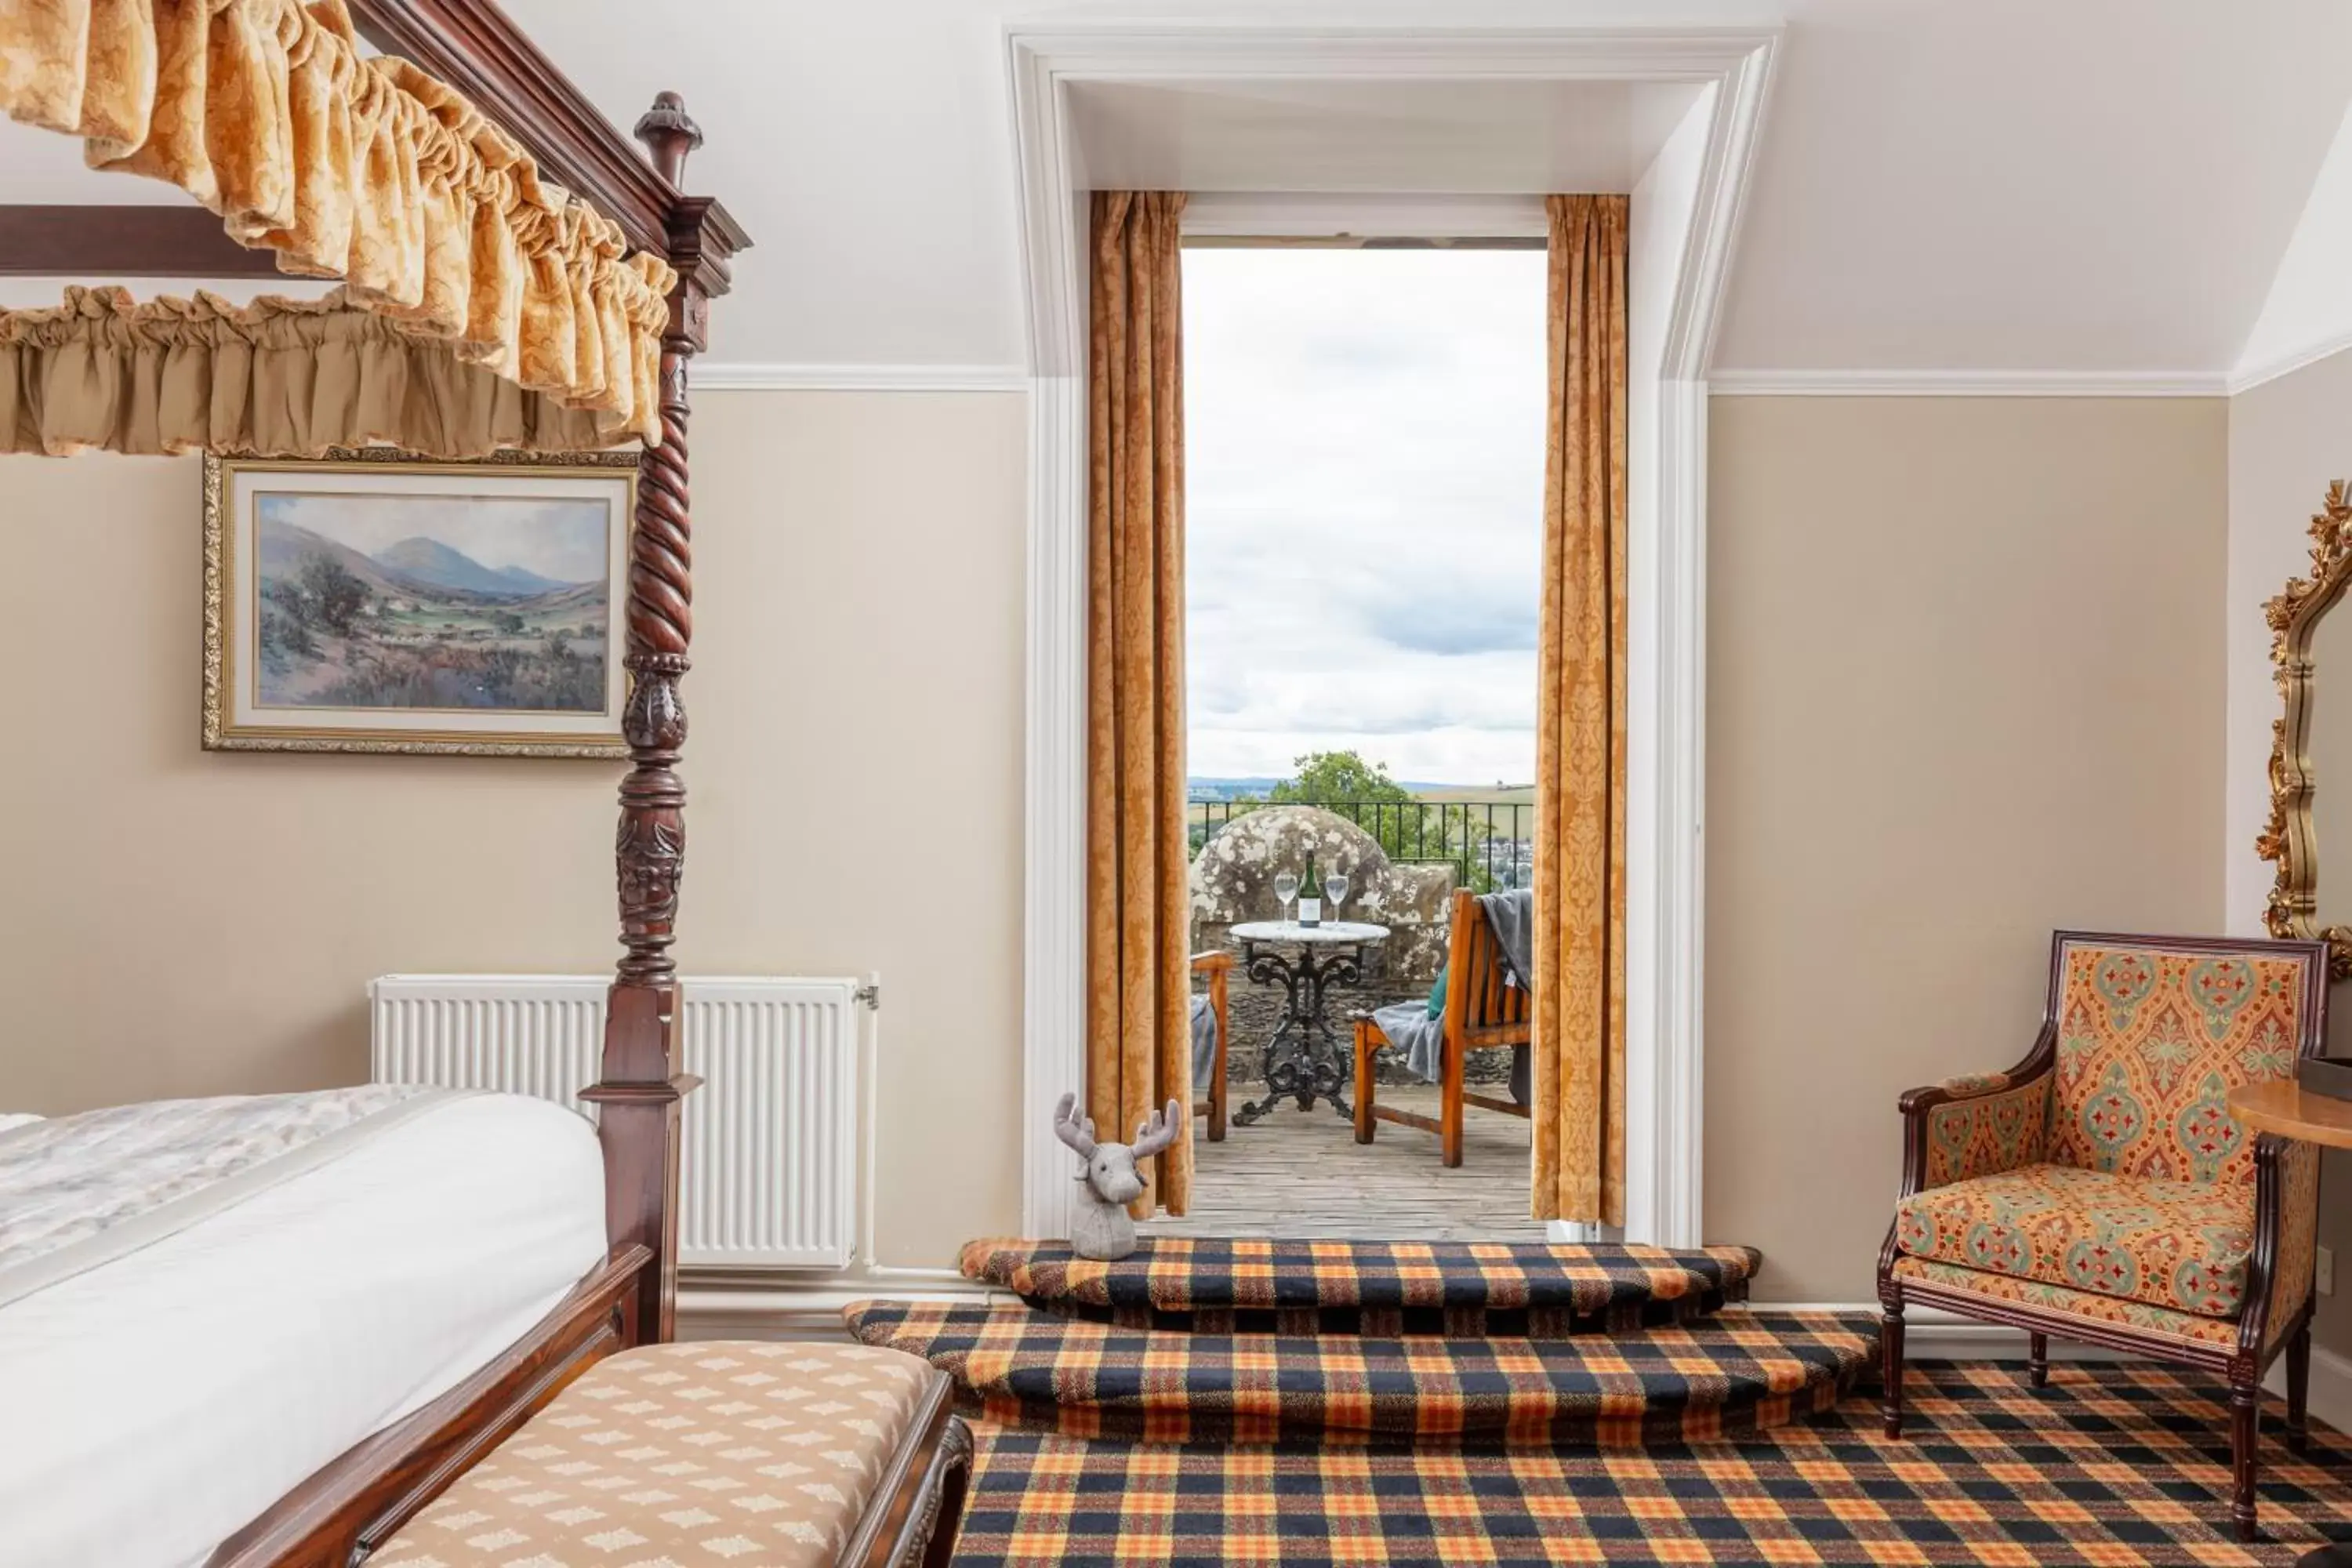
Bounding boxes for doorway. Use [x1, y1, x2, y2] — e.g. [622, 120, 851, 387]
[1159, 241, 1547, 1240]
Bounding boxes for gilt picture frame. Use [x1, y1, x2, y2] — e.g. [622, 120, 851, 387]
[201, 448, 639, 757]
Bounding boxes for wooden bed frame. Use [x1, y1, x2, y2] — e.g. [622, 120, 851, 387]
[2, 5, 961, 1563]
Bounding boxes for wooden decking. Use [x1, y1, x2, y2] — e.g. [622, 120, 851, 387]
[1150, 1084, 1543, 1241]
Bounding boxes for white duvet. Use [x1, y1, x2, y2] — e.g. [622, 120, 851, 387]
[0, 1090, 608, 1568]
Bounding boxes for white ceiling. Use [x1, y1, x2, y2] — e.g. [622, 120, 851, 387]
[9, 1, 2352, 379]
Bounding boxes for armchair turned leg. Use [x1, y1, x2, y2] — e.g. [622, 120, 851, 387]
[2230, 1377, 2260, 1544]
[1353, 1022, 1377, 1145]
[2289, 1322, 2313, 1457]
[2027, 1332, 2048, 1389]
[1881, 1301, 1906, 1439]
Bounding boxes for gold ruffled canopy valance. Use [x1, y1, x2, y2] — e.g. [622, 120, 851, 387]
[3, 286, 632, 456]
[0, 0, 677, 451]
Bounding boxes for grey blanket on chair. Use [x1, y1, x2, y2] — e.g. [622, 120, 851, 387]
[1191, 993, 1221, 1088]
[1478, 887, 1536, 993]
[1367, 888, 1535, 1103]
[1367, 1000, 1450, 1085]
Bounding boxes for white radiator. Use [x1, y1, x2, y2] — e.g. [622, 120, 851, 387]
[369, 974, 863, 1269]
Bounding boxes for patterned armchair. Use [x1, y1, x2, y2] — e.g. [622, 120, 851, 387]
[1878, 931, 2328, 1542]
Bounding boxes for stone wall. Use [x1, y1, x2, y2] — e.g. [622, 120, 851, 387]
[1189, 805, 1509, 1088]
[1190, 805, 1454, 982]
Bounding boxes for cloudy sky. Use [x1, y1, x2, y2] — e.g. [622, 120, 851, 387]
[1184, 246, 1548, 786]
[260, 492, 612, 584]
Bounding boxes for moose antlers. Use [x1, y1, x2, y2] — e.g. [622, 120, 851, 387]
[1053, 1091, 1184, 1161]
[1130, 1098, 1183, 1160]
[1052, 1091, 1098, 1160]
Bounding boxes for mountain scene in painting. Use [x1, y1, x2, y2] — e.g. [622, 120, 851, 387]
[252, 492, 611, 713]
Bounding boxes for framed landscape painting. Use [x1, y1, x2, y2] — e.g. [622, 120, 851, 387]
[202, 449, 637, 756]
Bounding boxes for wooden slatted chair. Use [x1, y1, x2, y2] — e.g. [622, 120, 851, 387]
[1192, 949, 1235, 1141]
[1353, 889, 1530, 1166]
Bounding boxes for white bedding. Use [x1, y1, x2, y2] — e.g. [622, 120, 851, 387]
[0, 1091, 608, 1568]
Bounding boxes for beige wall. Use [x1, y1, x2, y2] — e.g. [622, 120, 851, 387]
[0, 389, 1029, 1269]
[2227, 353, 2352, 1351]
[0, 387, 2261, 1299]
[1707, 396, 2229, 1303]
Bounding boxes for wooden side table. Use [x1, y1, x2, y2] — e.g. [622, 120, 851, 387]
[2229, 1079, 2352, 1568]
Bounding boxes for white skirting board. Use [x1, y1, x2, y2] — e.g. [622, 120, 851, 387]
[678, 1272, 1000, 1344]
[1797, 1302, 2352, 1432]
[2291, 1340, 2352, 1435]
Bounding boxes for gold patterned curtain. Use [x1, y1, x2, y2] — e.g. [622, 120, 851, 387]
[1530, 194, 1630, 1227]
[0, 0, 673, 447]
[2, 286, 627, 456]
[1086, 190, 1191, 1217]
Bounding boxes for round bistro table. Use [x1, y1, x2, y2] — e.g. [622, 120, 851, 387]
[2228, 1078, 2352, 1568]
[1227, 919, 1389, 1127]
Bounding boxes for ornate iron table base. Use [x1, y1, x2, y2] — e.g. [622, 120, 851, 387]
[1230, 937, 1368, 1125]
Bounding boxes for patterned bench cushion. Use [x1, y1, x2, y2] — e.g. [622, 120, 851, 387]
[1893, 1162, 2254, 1320]
[371, 1341, 936, 1567]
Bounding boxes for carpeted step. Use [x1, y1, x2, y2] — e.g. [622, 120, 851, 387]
[844, 1299, 1871, 1450]
[958, 1236, 1762, 1338]
[949, 1363, 2352, 1566]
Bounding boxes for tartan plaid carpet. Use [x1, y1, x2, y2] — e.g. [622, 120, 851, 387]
[845, 1301, 1871, 1449]
[958, 1237, 1762, 1338]
[950, 1359, 2352, 1566]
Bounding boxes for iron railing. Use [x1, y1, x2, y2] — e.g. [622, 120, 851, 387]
[1188, 797, 1533, 891]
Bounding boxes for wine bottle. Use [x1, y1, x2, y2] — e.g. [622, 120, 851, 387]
[1297, 853, 1323, 928]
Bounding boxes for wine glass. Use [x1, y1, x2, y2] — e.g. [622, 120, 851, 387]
[1272, 870, 1300, 924]
[1324, 871, 1351, 920]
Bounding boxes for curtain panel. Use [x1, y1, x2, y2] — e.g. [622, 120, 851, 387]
[1530, 193, 1631, 1228]
[2, 287, 628, 456]
[1085, 189, 1192, 1216]
[0, 0, 674, 447]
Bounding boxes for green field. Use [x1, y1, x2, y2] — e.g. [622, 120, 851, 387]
[1412, 784, 1535, 808]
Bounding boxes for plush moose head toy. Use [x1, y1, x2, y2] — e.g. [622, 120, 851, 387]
[1053, 1091, 1182, 1261]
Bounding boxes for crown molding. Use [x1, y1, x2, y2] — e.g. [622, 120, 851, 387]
[2227, 329, 2352, 397]
[682, 349, 2352, 400]
[1706, 368, 2228, 398]
[691, 363, 1029, 393]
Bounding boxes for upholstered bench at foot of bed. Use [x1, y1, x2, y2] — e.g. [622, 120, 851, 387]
[369, 1341, 971, 1568]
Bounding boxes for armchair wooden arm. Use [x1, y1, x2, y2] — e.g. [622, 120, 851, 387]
[2240, 1133, 2321, 1370]
[1892, 1023, 2058, 1200]
[1191, 951, 1235, 1142]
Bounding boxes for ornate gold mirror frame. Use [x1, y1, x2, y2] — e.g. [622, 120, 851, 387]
[2258, 479, 2352, 978]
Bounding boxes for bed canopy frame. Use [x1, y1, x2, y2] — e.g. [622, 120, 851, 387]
[2, 1, 748, 1560]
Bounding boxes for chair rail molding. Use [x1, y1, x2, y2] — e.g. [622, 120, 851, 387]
[1708, 368, 2230, 397]
[1007, 17, 1780, 1245]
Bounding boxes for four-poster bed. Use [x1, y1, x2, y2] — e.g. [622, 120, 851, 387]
[0, 2, 966, 1563]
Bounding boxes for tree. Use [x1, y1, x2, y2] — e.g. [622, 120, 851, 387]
[299, 557, 369, 636]
[1267, 750, 1413, 808]
[1215, 749, 1497, 884]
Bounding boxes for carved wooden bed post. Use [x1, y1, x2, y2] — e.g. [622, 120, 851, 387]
[582, 92, 746, 1346]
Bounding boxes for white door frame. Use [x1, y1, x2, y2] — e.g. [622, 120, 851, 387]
[1008, 20, 1780, 1247]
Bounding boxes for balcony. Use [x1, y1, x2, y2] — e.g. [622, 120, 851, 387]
[1160, 800, 1537, 1240]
